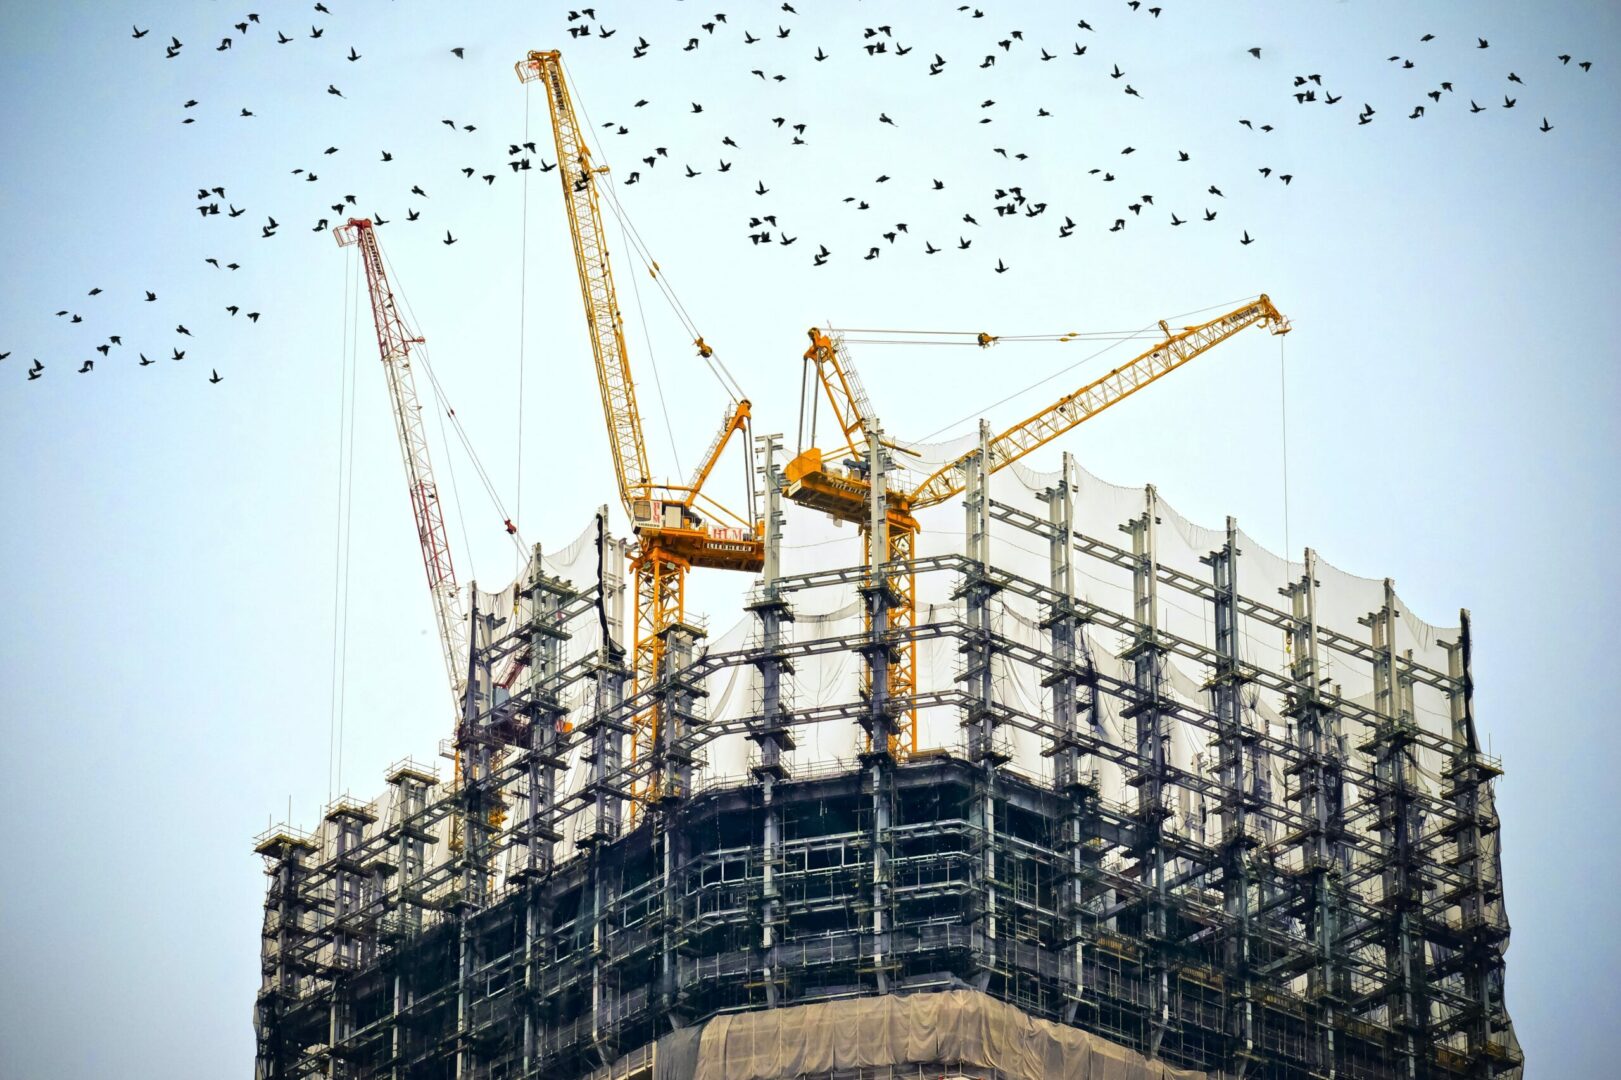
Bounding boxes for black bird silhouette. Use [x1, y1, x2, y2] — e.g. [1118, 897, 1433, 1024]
[327, 84, 343, 97]
[96, 344, 110, 356]
[1209, 185, 1224, 197]
[879, 112, 896, 125]
[247, 312, 261, 323]
[925, 241, 940, 254]
[815, 47, 827, 61]
[1247, 47, 1260, 58]
[176, 324, 191, 336]
[412, 185, 428, 197]
[133, 25, 149, 38]
[1170, 213, 1185, 226]
[443, 230, 457, 245]
[755, 180, 769, 195]
[347, 46, 361, 61]
[88, 286, 102, 295]
[139, 353, 154, 366]
[932, 178, 945, 189]
[311, 26, 324, 39]
[452, 47, 465, 58]
[1241, 231, 1254, 246]
[407, 209, 421, 221]
[210, 369, 223, 384]
[78, 360, 94, 373]
[240, 108, 254, 117]
[864, 247, 879, 260]
[1508, 72, 1522, 84]
[1111, 64, 1124, 79]
[1540, 117, 1553, 132]
[994, 258, 1008, 274]
[278, 32, 292, 44]
[1203, 208, 1217, 221]
[172, 348, 185, 360]
[1470, 100, 1485, 113]
[1503, 96, 1516, 108]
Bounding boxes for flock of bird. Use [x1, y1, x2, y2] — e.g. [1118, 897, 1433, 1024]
[3, 2, 1597, 385]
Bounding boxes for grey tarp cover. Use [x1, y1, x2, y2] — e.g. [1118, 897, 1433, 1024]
[669, 990, 1209, 1080]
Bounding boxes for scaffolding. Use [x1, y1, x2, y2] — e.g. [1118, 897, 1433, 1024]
[255, 439, 1518, 1079]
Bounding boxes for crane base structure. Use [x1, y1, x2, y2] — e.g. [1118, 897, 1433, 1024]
[254, 446, 1520, 1080]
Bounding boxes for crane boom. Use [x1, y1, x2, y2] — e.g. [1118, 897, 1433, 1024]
[333, 217, 468, 705]
[786, 295, 1289, 760]
[523, 49, 650, 513]
[909, 295, 1290, 508]
[520, 50, 764, 808]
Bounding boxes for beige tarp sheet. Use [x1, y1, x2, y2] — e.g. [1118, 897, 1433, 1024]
[684, 990, 1209, 1080]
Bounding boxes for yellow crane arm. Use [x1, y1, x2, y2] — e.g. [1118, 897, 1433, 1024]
[908, 295, 1290, 509]
[519, 50, 650, 512]
[683, 399, 752, 501]
[803, 329, 880, 459]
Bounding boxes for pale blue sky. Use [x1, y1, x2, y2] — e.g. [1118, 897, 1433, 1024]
[1, 2, 1616, 1075]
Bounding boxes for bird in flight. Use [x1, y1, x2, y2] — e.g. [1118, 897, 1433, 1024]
[443, 230, 458, 245]
[1241, 231, 1255, 245]
[210, 369, 223, 384]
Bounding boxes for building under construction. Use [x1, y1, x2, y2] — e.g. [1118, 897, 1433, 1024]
[253, 50, 1519, 1080]
[253, 442, 1520, 1079]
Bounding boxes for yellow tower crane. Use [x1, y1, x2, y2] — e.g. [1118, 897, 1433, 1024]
[786, 296, 1291, 757]
[517, 50, 764, 804]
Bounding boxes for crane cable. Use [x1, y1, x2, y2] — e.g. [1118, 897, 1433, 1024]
[328, 250, 363, 802]
[1280, 333, 1291, 568]
[379, 246, 528, 558]
[911, 295, 1265, 443]
[832, 294, 1266, 348]
[562, 56, 747, 405]
[326, 248, 353, 805]
[515, 76, 531, 572]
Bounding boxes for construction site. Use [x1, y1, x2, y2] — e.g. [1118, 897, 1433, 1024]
[253, 53, 1520, 1080]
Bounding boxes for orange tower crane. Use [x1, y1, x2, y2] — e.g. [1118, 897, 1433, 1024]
[517, 50, 764, 803]
[786, 296, 1292, 757]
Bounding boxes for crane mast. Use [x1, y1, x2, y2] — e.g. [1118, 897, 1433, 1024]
[787, 296, 1291, 757]
[519, 50, 763, 805]
[333, 217, 468, 707]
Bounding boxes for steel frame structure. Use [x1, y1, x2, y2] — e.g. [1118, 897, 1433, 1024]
[256, 441, 1517, 1080]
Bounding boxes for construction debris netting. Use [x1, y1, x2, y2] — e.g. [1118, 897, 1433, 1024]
[647, 989, 1208, 1080]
